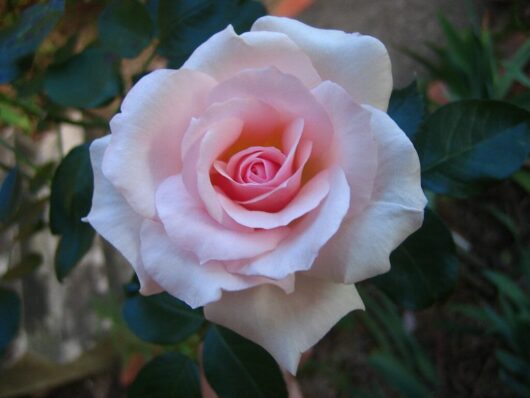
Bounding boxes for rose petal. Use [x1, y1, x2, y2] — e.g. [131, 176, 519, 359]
[204, 275, 364, 374]
[182, 118, 244, 224]
[236, 140, 312, 212]
[156, 175, 289, 263]
[140, 220, 294, 308]
[218, 143, 328, 229]
[252, 16, 392, 110]
[312, 81, 378, 218]
[208, 67, 333, 157]
[226, 167, 348, 278]
[309, 106, 427, 283]
[183, 25, 321, 88]
[102, 69, 216, 218]
[85, 136, 162, 295]
[213, 118, 304, 203]
[181, 99, 283, 162]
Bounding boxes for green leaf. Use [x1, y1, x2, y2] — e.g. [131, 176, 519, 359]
[157, 0, 266, 67]
[44, 47, 122, 108]
[2, 252, 42, 281]
[496, 350, 530, 377]
[512, 170, 530, 195]
[484, 271, 528, 306]
[127, 352, 200, 398]
[50, 144, 94, 281]
[0, 0, 64, 83]
[368, 353, 433, 398]
[0, 287, 21, 357]
[49, 144, 93, 234]
[0, 102, 31, 132]
[388, 81, 425, 141]
[99, 0, 153, 58]
[373, 209, 459, 310]
[203, 325, 287, 398]
[123, 284, 204, 345]
[416, 100, 530, 197]
[0, 167, 22, 223]
[54, 221, 95, 281]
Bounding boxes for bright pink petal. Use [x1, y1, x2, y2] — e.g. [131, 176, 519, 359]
[226, 167, 349, 278]
[312, 81, 378, 218]
[140, 220, 294, 308]
[208, 67, 333, 157]
[309, 106, 427, 283]
[217, 168, 330, 230]
[102, 69, 216, 218]
[213, 118, 304, 203]
[183, 25, 321, 88]
[232, 140, 312, 212]
[85, 137, 162, 295]
[252, 16, 392, 110]
[204, 275, 364, 374]
[156, 175, 289, 264]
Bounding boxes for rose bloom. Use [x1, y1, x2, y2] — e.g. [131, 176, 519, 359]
[86, 16, 426, 373]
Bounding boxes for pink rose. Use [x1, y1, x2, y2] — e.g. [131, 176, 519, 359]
[86, 16, 426, 373]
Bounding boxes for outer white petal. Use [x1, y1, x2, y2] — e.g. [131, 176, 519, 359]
[183, 25, 321, 88]
[252, 16, 392, 110]
[310, 106, 427, 284]
[85, 136, 161, 295]
[204, 275, 364, 375]
[140, 220, 294, 309]
[312, 81, 378, 218]
[102, 69, 216, 218]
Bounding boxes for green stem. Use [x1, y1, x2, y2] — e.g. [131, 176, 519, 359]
[140, 43, 159, 73]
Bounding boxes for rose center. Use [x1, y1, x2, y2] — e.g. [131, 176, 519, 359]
[226, 146, 286, 185]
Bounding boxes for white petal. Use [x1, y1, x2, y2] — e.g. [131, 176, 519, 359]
[312, 81, 378, 218]
[204, 275, 364, 374]
[85, 136, 161, 295]
[309, 106, 427, 283]
[102, 69, 216, 218]
[252, 16, 392, 110]
[140, 220, 294, 308]
[183, 25, 321, 88]
[156, 175, 289, 263]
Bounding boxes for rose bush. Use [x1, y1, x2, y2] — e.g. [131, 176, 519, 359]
[86, 16, 426, 374]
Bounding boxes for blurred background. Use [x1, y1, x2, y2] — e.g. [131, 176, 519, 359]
[1, 0, 529, 397]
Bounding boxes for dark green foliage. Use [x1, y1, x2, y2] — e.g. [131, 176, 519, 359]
[0, 0, 64, 83]
[416, 100, 530, 197]
[374, 209, 459, 310]
[203, 325, 288, 398]
[456, 270, 530, 396]
[0, 167, 22, 223]
[388, 81, 426, 141]
[50, 144, 94, 281]
[357, 290, 438, 398]
[99, 0, 154, 58]
[123, 280, 204, 345]
[44, 47, 122, 108]
[156, 0, 266, 67]
[127, 352, 201, 398]
[0, 287, 21, 358]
